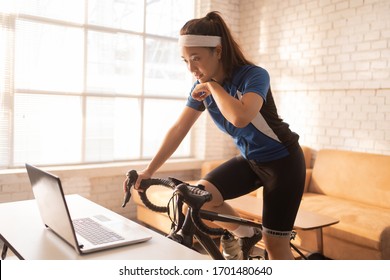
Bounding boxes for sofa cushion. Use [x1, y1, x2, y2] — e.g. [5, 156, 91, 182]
[300, 193, 390, 259]
[308, 149, 390, 209]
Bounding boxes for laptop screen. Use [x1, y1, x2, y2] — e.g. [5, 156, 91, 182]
[25, 164, 80, 251]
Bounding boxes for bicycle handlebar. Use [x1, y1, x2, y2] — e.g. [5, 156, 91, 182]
[122, 170, 226, 236]
[174, 184, 225, 236]
[174, 183, 212, 208]
[122, 170, 176, 213]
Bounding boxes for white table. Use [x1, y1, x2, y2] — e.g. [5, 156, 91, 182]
[0, 194, 208, 260]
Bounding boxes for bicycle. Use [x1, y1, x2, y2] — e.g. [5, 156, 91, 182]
[122, 170, 309, 260]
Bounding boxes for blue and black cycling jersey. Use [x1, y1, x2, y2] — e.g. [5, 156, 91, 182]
[186, 65, 299, 162]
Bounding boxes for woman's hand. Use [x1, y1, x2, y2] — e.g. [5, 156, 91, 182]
[133, 169, 153, 192]
[191, 82, 212, 101]
[122, 169, 152, 193]
[192, 80, 264, 128]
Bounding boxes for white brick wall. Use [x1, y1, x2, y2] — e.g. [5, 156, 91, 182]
[184, 0, 390, 160]
[237, 0, 390, 155]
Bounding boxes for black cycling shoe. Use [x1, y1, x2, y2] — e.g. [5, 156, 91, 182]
[239, 228, 262, 260]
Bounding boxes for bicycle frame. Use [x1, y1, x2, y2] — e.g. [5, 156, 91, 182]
[169, 208, 307, 260]
[168, 209, 226, 260]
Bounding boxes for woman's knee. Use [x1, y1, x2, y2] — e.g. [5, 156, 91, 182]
[197, 179, 224, 208]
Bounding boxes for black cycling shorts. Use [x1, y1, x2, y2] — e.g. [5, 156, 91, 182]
[203, 145, 306, 234]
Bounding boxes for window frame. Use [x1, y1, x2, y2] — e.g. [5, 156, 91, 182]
[0, 1, 195, 168]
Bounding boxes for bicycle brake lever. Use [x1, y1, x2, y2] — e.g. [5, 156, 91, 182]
[122, 170, 138, 208]
[168, 177, 186, 186]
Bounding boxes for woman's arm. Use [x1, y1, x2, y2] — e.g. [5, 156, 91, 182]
[191, 81, 263, 128]
[133, 106, 202, 190]
[145, 106, 201, 174]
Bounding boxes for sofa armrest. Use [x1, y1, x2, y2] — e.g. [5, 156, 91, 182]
[305, 169, 312, 193]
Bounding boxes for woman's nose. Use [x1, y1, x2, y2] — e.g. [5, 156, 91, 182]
[187, 61, 196, 72]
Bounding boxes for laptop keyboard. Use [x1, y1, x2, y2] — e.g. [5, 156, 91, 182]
[73, 217, 125, 245]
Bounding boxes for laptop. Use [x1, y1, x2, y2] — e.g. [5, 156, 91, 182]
[25, 163, 152, 254]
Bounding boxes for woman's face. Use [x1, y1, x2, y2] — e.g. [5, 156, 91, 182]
[181, 46, 223, 83]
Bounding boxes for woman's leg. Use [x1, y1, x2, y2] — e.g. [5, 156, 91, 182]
[196, 179, 242, 231]
[197, 156, 261, 232]
[249, 146, 306, 260]
[263, 233, 294, 260]
[198, 178, 262, 260]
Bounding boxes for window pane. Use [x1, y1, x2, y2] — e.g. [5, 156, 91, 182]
[15, 20, 84, 92]
[16, 0, 84, 24]
[0, 24, 9, 167]
[146, 0, 194, 37]
[143, 99, 190, 158]
[144, 38, 192, 97]
[85, 97, 141, 162]
[87, 31, 143, 95]
[88, 0, 143, 32]
[14, 93, 82, 166]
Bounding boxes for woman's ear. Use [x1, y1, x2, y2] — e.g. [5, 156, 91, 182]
[215, 45, 222, 59]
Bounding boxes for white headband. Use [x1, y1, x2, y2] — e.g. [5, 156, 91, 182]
[178, 35, 222, 47]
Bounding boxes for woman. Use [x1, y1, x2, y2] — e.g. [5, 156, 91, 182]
[129, 11, 306, 260]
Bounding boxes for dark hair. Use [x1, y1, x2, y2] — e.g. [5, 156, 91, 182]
[180, 11, 253, 81]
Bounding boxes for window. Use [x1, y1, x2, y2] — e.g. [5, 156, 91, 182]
[0, 0, 194, 168]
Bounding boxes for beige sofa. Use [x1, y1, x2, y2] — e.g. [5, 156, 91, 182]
[133, 148, 390, 259]
[296, 149, 390, 260]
